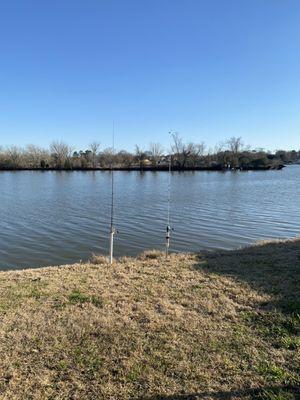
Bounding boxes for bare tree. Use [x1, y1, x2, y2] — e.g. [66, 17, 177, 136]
[89, 141, 101, 168]
[116, 150, 134, 167]
[171, 133, 186, 169]
[6, 146, 23, 168]
[99, 147, 115, 168]
[135, 145, 147, 169]
[212, 142, 228, 166]
[171, 133, 195, 169]
[214, 141, 225, 154]
[148, 142, 164, 167]
[50, 141, 73, 169]
[187, 142, 206, 167]
[226, 137, 244, 168]
[24, 145, 50, 168]
[0, 146, 5, 167]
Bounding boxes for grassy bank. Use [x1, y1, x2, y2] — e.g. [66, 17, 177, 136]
[0, 240, 299, 399]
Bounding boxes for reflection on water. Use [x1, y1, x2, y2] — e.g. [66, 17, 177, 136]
[0, 166, 299, 270]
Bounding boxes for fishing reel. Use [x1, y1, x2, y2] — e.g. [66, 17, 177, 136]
[165, 225, 174, 240]
[165, 225, 174, 257]
[110, 226, 119, 235]
[166, 225, 171, 239]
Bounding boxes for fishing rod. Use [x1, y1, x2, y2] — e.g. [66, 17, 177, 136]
[165, 134, 173, 257]
[109, 122, 116, 264]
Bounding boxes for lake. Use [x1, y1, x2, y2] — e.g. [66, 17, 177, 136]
[0, 166, 299, 270]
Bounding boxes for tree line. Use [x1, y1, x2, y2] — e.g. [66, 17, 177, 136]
[0, 134, 298, 171]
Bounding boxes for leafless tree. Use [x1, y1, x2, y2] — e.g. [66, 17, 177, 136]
[99, 147, 115, 168]
[116, 150, 134, 167]
[214, 141, 225, 154]
[6, 146, 23, 168]
[171, 133, 205, 169]
[148, 142, 164, 167]
[212, 142, 228, 165]
[89, 141, 101, 168]
[188, 142, 206, 167]
[135, 145, 147, 169]
[24, 145, 50, 168]
[226, 137, 244, 167]
[0, 146, 5, 166]
[50, 141, 73, 169]
[170, 133, 190, 169]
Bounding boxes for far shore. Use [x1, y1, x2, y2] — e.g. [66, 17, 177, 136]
[0, 164, 285, 172]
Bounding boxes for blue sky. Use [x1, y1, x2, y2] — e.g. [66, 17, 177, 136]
[0, 0, 299, 152]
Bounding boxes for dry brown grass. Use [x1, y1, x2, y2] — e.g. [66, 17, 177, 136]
[0, 239, 299, 399]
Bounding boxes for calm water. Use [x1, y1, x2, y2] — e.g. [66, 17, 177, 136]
[0, 166, 299, 270]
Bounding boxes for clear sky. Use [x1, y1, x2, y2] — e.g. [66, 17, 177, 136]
[0, 0, 299, 152]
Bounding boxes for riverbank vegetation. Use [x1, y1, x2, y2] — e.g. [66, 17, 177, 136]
[0, 239, 299, 399]
[0, 135, 297, 171]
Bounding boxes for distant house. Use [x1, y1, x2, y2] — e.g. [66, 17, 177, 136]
[157, 155, 171, 166]
[143, 159, 152, 166]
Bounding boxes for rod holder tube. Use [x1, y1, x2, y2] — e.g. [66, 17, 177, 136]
[165, 225, 171, 257]
[109, 228, 115, 264]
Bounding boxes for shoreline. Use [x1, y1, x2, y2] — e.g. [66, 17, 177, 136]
[0, 237, 297, 273]
[0, 164, 285, 172]
[0, 238, 298, 273]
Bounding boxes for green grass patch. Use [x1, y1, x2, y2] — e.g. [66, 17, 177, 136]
[68, 289, 89, 304]
[256, 361, 299, 386]
[259, 388, 297, 400]
[68, 289, 103, 307]
[242, 311, 300, 349]
[256, 362, 287, 383]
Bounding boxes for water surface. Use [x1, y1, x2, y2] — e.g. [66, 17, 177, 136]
[0, 166, 299, 269]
